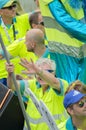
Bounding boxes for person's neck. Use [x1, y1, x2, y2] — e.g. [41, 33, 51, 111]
[72, 117, 86, 130]
[34, 46, 46, 58]
[2, 16, 13, 25]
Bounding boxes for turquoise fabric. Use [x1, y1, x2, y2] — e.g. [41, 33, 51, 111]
[36, 78, 64, 95]
[67, 0, 82, 9]
[50, 52, 86, 84]
[15, 80, 28, 103]
[19, 80, 25, 95]
[19, 80, 28, 103]
[47, 0, 86, 84]
[0, 0, 16, 9]
[49, 0, 86, 42]
[82, 0, 86, 20]
[41, 48, 50, 58]
[0, 0, 9, 8]
[54, 78, 64, 96]
[66, 117, 77, 130]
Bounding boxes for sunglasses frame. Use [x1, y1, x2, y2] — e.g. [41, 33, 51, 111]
[45, 70, 54, 73]
[2, 4, 17, 10]
[37, 21, 44, 26]
[78, 99, 86, 108]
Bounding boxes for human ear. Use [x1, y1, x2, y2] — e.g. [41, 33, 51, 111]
[67, 106, 74, 116]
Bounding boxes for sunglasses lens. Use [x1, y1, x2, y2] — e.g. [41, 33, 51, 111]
[46, 70, 54, 73]
[79, 101, 84, 107]
[40, 22, 44, 26]
[37, 21, 44, 26]
[2, 4, 16, 10]
[8, 4, 16, 10]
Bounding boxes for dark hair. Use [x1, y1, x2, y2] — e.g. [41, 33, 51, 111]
[29, 11, 41, 28]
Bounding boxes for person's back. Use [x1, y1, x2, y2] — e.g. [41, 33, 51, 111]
[29, 10, 48, 45]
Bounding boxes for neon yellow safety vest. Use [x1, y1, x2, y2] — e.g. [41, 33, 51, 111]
[58, 119, 82, 130]
[39, 0, 84, 58]
[0, 13, 30, 47]
[0, 38, 38, 79]
[26, 78, 69, 130]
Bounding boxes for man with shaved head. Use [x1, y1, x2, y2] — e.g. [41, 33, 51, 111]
[25, 28, 47, 58]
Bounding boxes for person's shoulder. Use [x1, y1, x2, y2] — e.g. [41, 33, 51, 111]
[16, 13, 29, 20]
[10, 37, 25, 45]
[7, 37, 25, 49]
[16, 13, 30, 28]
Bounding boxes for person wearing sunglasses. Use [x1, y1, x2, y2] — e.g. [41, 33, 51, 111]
[0, 0, 31, 85]
[1, 4, 16, 10]
[6, 57, 69, 130]
[29, 10, 47, 43]
[58, 90, 86, 130]
[0, 0, 30, 46]
[0, 11, 47, 89]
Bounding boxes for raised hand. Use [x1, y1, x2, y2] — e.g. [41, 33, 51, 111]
[19, 58, 39, 75]
[5, 62, 14, 74]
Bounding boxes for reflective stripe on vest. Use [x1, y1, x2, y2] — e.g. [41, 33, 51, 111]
[27, 111, 68, 124]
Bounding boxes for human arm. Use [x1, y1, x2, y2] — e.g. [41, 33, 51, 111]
[5, 62, 16, 91]
[5, 62, 24, 91]
[6, 62, 29, 98]
[20, 58, 61, 92]
[0, 38, 25, 60]
[6, 38, 25, 58]
[0, 38, 22, 59]
[0, 39, 22, 59]
[48, 0, 86, 42]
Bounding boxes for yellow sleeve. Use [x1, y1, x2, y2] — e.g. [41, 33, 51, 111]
[7, 38, 25, 57]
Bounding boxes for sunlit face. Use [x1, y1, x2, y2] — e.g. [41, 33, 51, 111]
[36, 63, 54, 85]
[33, 13, 45, 35]
[0, 3, 17, 18]
[37, 14, 45, 34]
[25, 34, 35, 52]
[69, 97, 86, 118]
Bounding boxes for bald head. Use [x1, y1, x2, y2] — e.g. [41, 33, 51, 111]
[26, 28, 44, 44]
[25, 29, 45, 52]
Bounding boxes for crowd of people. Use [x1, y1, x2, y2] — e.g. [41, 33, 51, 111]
[0, 0, 86, 130]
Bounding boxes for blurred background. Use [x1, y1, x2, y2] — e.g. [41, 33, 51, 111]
[18, 0, 37, 13]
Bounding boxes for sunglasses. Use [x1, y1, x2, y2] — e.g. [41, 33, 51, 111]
[37, 21, 44, 26]
[2, 4, 16, 10]
[78, 99, 86, 108]
[45, 70, 54, 73]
